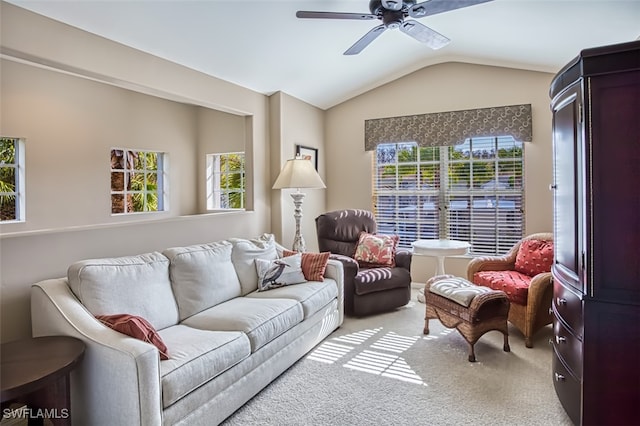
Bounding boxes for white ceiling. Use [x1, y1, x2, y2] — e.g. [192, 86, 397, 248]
[6, 0, 640, 109]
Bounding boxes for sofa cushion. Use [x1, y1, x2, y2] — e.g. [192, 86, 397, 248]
[255, 254, 306, 291]
[354, 267, 411, 295]
[229, 234, 278, 295]
[353, 232, 398, 267]
[163, 241, 242, 320]
[182, 297, 303, 352]
[96, 314, 169, 360]
[473, 270, 531, 305]
[283, 250, 331, 281]
[158, 325, 250, 408]
[67, 252, 179, 330]
[247, 279, 338, 319]
[515, 239, 554, 277]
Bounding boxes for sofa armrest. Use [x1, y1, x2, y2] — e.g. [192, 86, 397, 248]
[323, 259, 345, 325]
[31, 279, 163, 426]
[328, 254, 358, 316]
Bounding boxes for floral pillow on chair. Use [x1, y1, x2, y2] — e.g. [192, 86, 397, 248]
[514, 239, 554, 277]
[353, 232, 399, 268]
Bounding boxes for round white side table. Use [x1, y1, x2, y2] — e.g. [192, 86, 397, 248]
[412, 239, 471, 304]
[411, 239, 471, 276]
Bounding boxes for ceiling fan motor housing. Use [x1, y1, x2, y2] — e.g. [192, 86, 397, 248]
[369, 0, 415, 15]
[369, 0, 416, 28]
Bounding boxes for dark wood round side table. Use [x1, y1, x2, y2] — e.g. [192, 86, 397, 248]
[1, 336, 85, 426]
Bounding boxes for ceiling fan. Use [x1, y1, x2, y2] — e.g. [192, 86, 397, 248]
[296, 0, 494, 55]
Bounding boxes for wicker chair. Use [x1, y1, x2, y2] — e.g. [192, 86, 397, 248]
[466, 233, 554, 348]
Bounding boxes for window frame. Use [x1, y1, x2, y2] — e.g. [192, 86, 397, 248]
[372, 137, 524, 256]
[0, 137, 25, 223]
[206, 152, 246, 211]
[110, 148, 166, 215]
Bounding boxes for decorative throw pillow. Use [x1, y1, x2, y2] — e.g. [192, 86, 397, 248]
[229, 233, 278, 295]
[283, 250, 331, 281]
[96, 314, 169, 360]
[255, 253, 307, 291]
[514, 239, 554, 277]
[353, 232, 399, 267]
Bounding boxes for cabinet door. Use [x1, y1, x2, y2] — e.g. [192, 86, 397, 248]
[551, 82, 584, 292]
[588, 70, 640, 303]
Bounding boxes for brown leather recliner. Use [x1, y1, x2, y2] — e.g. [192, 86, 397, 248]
[315, 209, 412, 317]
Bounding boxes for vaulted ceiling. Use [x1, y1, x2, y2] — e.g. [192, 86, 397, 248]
[6, 0, 640, 109]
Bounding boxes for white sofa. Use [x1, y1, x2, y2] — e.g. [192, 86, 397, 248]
[30, 234, 344, 426]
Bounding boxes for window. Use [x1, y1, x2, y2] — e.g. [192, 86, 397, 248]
[373, 137, 524, 255]
[206, 152, 245, 210]
[110, 149, 166, 214]
[0, 137, 25, 222]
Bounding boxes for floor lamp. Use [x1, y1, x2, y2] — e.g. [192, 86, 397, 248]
[272, 155, 326, 252]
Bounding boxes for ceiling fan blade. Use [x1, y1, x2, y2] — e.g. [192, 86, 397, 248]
[296, 11, 376, 20]
[399, 20, 450, 50]
[381, 0, 403, 11]
[409, 0, 494, 18]
[344, 25, 387, 55]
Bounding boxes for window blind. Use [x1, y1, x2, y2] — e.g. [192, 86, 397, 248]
[373, 137, 524, 255]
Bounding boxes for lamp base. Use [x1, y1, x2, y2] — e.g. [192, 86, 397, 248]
[290, 192, 306, 253]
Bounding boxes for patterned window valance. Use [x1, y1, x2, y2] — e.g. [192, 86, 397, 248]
[364, 104, 532, 150]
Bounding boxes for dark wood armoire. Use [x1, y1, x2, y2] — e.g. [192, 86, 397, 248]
[549, 40, 640, 425]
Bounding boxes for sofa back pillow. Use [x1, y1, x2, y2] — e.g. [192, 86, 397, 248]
[229, 233, 278, 295]
[67, 252, 179, 330]
[163, 241, 242, 320]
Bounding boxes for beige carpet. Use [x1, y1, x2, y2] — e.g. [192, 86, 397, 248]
[222, 289, 573, 425]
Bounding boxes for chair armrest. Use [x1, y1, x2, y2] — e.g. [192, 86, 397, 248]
[328, 254, 359, 277]
[395, 249, 412, 271]
[466, 254, 517, 281]
[31, 279, 162, 426]
[526, 271, 553, 311]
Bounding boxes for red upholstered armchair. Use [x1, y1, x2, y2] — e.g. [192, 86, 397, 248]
[316, 209, 412, 317]
[466, 233, 554, 348]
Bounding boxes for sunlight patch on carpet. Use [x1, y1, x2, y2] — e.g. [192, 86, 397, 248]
[307, 327, 426, 386]
[306, 341, 354, 364]
[333, 327, 382, 345]
[370, 332, 419, 353]
[344, 350, 424, 385]
[423, 328, 454, 340]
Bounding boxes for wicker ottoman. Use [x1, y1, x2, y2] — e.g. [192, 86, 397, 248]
[423, 275, 510, 362]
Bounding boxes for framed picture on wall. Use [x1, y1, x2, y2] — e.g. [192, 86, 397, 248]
[295, 145, 318, 171]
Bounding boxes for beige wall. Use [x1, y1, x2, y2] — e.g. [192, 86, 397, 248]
[324, 62, 555, 280]
[1, 59, 202, 230]
[196, 108, 248, 212]
[269, 92, 326, 252]
[0, 3, 273, 342]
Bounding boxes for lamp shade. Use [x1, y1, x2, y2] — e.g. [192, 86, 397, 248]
[272, 157, 326, 190]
